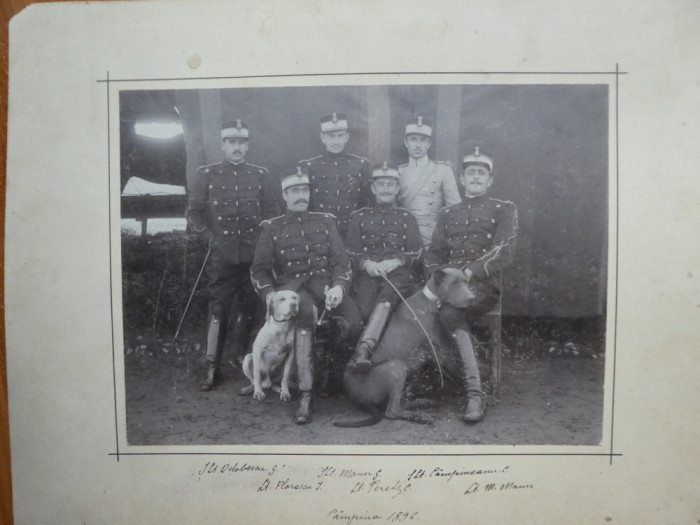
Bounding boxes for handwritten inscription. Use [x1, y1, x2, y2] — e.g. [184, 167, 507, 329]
[407, 465, 510, 482]
[326, 509, 419, 525]
[193, 459, 533, 521]
[464, 480, 535, 495]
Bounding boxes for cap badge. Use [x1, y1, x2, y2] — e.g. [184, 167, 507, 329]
[332, 112, 338, 123]
[236, 119, 242, 129]
[382, 161, 389, 171]
[474, 146, 480, 157]
[417, 116, 423, 127]
[296, 166, 303, 177]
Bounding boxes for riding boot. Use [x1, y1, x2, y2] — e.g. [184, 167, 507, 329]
[296, 391, 313, 425]
[201, 315, 225, 391]
[453, 329, 485, 423]
[230, 310, 255, 366]
[347, 301, 392, 373]
[294, 328, 314, 424]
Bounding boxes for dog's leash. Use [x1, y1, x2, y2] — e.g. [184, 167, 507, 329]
[379, 273, 444, 389]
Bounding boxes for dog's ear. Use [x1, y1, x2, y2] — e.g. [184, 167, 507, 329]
[265, 292, 276, 320]
[432, 268, 448, 288]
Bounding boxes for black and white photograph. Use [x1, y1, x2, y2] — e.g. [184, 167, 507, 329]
[6, 1, 698, 523]
[120, 82, 610, 446]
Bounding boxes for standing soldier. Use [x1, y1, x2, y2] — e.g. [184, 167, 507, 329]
[425, 147, 518, 422]
[398, 117, 462, 246]
[186, 119, 279, 391]
[250, 167, 362, 424]
[299, 112, 371, 237]
[344, 163, 424, 372]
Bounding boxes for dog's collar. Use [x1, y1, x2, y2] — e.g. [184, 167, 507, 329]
[270, 314, 292, 323]
[422, 286, 442, 308]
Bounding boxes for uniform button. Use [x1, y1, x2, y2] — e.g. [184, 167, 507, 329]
[428, 201, 433, 205]
[287, 262, 292, 266]
[487, 234, 492, 238]
[492, 219, 496, 223]
[218, 217, 222, 221]
[426, 221, 431, 226]
[223, 231, 229, 235]
[213, 201, 218, 205]
[280, 250, 284, 254]
[205, 169, 210, 174]
[208, 184, 213, 189]
[363, 247, 368, 251]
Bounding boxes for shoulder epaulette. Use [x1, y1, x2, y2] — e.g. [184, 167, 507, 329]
[197, 162, 222, 174]
[299, 155, 323, 165]
[434, 160, 454, 167]
[247, 163, 269, 173]
[261, 214, 285, 227]
[488, 198, 515, 206]
[351, 207, 372, 217]
[309, 211, 337, 221]
[394, 207, 413, 215]
[346, 153, 369, 163]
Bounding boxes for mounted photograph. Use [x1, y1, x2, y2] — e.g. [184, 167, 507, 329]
[117, 81, 612, 447]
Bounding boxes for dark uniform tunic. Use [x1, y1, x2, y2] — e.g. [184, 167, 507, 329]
[186, 160, 280, 317]
[344, 204, 424, 320]
[425, 195, 518, 326]
[299, 152, 371, 237]
[250, 210, 361, 333]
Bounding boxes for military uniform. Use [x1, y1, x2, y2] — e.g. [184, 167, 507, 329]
[251, 210, 354, 311]
[425, 195, 517, 296]
[398, 159, 462, 246]
[398, 117, 461, 246]
[344, 163, 424, 373]
[250, 168, 362, 422]
[345, 204, 423, 319]
[186, 120, 280, 390]
[424, 147, 518, 422]
[299, 112, 371, 237]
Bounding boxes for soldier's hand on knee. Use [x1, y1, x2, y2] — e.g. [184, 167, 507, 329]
[363, 259, 383, 277]
[378, 258, 402, 275]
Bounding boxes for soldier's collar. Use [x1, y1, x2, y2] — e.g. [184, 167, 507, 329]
[409, 155, 430, 168]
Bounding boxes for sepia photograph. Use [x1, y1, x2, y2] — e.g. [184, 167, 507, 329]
[119, 82, 610, 446]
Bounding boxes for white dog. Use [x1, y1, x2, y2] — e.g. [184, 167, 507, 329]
[239, 290, 299, 402]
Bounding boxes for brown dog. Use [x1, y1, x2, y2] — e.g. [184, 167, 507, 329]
[335, 268, 475, 427]
[240, 290, 300, 402]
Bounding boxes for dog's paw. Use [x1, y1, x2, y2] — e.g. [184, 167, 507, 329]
[239, 385, 254, 396]
[253, 390, 267, 402]
[280, 390, 292, 402]
[409, 411, 434, 425]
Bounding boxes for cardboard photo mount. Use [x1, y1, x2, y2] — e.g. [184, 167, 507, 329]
[4, 1, 700, 523]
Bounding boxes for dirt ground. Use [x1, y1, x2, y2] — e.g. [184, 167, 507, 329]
[124, 331, 605, 446]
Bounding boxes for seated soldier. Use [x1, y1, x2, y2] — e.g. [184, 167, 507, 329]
[250, 167, 362, 424]
[425, 147, 518, 422]
[345, 163, 424, 373]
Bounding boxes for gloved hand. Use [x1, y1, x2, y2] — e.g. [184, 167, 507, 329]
[324, 285, 344, 310]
